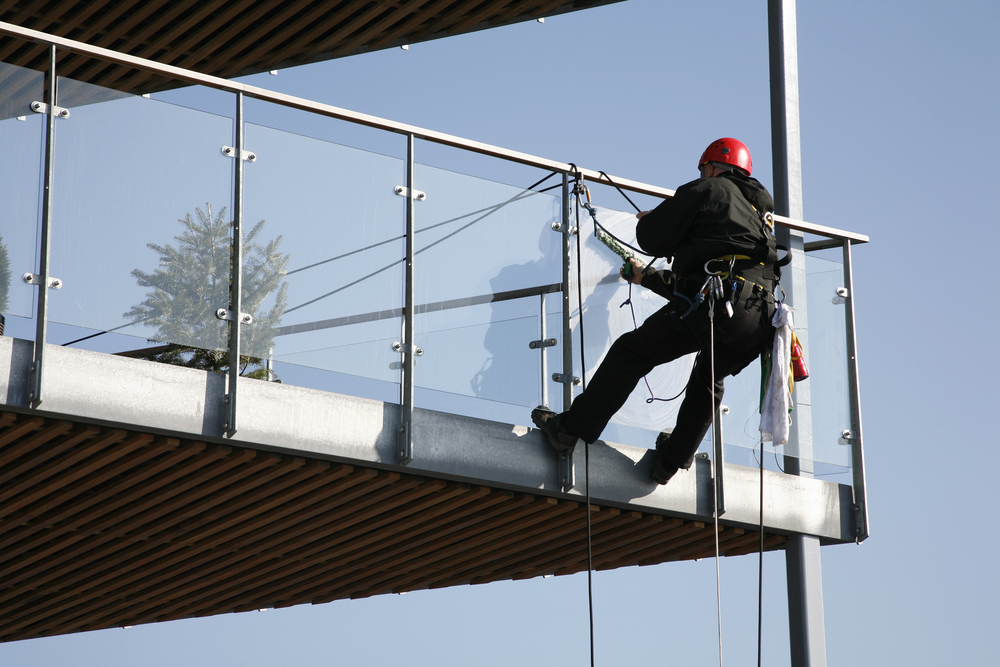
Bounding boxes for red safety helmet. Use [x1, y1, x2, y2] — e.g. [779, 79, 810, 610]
[699, 138, 752, 175]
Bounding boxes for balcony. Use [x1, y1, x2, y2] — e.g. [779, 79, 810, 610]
[0, 27, 866, 644]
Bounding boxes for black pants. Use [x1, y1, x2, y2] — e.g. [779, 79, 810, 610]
[562, 291, 774, 469]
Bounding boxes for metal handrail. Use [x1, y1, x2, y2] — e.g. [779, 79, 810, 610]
[0, 20, 868, 244]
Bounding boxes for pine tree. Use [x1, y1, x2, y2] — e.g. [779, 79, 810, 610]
[124, 203, 289, 380]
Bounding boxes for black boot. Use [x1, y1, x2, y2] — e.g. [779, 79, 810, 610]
[651, 431, 679, 485]
[531, 407, 579, 454]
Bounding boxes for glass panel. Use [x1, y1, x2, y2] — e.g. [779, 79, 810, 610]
[48, 77, 234, 356]
[803, 254, 852, 469]
[0, 61, 45, 322]
[576, 205, 694, 445]
[243, 120, 404, 396]
[412, 162, 561, 420]
[575, 204, 854, 472]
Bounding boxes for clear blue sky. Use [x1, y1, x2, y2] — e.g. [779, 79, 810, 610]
[2, 1, 997, 665]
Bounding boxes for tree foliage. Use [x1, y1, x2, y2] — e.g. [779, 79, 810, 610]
[124, 203, 289, 379]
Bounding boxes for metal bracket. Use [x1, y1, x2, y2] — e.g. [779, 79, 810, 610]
[394, 186, 426, 201]
[215, 308, 253, 324]
[392, 341, 424, 356]
[550, 221, 578, 236]
[558, 448, 575, 493]
[832, 286, 850, 304]
[221, 146, 257, 162]
[30, 101, 69, 118]
[23, 273, 62, 289]
[552, 372, 581, 386]
[528, 337, 557, 350]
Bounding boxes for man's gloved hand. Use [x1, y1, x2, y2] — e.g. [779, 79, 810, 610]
[620, 257, 646, 285]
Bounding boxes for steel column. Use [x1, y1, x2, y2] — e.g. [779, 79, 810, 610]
[29, 45, 58, 408]
[842, 239, 869, 541]
[769, 0, 828, 664]
[558, 173, 575, 491]
[399, 133, 416, 464]
[225, 91, 246, 436]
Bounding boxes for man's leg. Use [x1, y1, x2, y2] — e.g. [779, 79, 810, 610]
[534, 306, 699, 447]
[657, 341, 763, 471]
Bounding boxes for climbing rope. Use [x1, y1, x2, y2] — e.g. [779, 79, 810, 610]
[707, 272, 725, 667]
[569, 167, 596, 667]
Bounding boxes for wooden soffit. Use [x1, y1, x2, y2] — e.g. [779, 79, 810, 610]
[0, 410, 785, 642]
[0, 0, 626, 94]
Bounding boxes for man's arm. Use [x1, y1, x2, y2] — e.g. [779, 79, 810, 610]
[620, 257, 675, 300]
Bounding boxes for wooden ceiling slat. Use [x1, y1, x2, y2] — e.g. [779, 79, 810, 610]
[0, 438, 192, 560]
[507, 511, 659, 581]
[169, 0, 293, 72]
[0, 421, 90, 482]
[95, 475, 439, 625]
[217, 486, 508, 613]
[221, 0, 357, 74]
[1, 433, 167, 532]
[0, 416, 59, 452]
[0, 426, 115, 504]
[296, 2, 398, 64]
[0, 438, 191, 557]
[302, 495, 561, 605]
[332, 0, 435, 57]
[650, 526, 736, 565]
[176, 0, 327, 75]
[5, 467, 330, 636]
[0, 429, 135, 518]
[18, 459, 324, 637]
[374, 500, 588, 596]
[449, 0, 518, 35]
[65, 0, 205, 88]
[368, 0, 460, 50]
[4, 460, 349, 639]
[97, 469, 404, 627]
[298, 491, 534, 607]
[597, 520, 706, 570]
[0, 445, 242, 597]
[145, 478, 450, 618]
[470, 506, 629, 584]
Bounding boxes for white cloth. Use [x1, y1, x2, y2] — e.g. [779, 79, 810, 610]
[760, 302, 793, 444]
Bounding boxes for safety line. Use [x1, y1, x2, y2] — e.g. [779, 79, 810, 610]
[284, 175, 559, 314]
[286, 172, 559, 276]
[574, 185, 596, 667]
[708, 292, 724, 667]
[758, 438, 765, 667]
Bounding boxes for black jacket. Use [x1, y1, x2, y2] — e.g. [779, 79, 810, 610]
[635, 171, 776, 282]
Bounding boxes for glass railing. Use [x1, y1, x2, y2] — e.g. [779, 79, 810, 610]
[412, 161, 562, 424]
[0, 61, 45, 321]
[243, 119, 404, 398]
[46, 76, 234, 356]
[1, 49, 863, 479]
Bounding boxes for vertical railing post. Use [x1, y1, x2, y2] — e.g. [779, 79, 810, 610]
[539, 294, 549, 409]
[399, 133, 416, 465]
[29, 45, 59, 408]
[558, 173, 575, 492]
[842, 239, 868, 541]
[225, 91, 246, 436]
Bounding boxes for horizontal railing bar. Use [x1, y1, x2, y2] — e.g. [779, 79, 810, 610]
[0, 21, 867, 243]
[274, 283, 563, 336]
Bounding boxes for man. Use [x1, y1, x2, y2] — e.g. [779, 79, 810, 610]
[532, 138, 780, 484]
